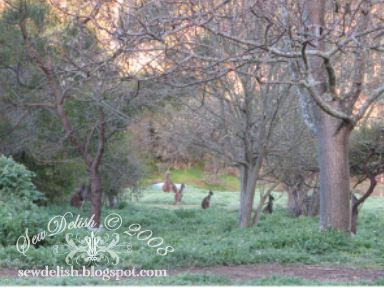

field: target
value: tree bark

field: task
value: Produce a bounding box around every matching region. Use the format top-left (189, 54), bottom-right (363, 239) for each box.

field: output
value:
top-left (303, 0), bottom-right (353, 233)
top-left (90, 167), bottom-right (103, 226)
top-left (252, 198), bottom-right (265, 226)
top-left (307, 188), bottom-right (320, 217)
top-left (239, 165), bottom-right (259, 227)
top-left (317, 112), bottom-right (352, 231)
top-left (287, 185), bottom-right (304, 217)
top-left (89, 107), bottom-right (105, 227)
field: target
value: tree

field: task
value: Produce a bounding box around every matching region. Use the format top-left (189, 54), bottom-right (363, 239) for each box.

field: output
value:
top-left (122, 0), bottom-right (384, 232)
top-left (280, 0), bottom-right (384, 232)
top-left (54, 0), bottom-right (384, 232)
top-left (0, 0), bottom-right (145, 226)
top-left (266, 98), bottom-right (319, 217)
top-left (159, 67), bottom-right (290, 227)
top-left (101, 132), bottom-right (146, 208)
top-left (349, 122), bottom-right (384, 234)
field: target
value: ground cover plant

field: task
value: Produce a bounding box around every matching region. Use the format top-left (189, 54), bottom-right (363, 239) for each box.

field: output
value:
top-left (1, 186), bottom-right (384, 285)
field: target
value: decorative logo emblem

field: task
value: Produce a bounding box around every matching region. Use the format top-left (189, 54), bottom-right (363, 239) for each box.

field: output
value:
top-left (64, 231), bottom-right (122, 265)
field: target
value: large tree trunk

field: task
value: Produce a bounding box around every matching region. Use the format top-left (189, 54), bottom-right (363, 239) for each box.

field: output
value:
top-left (317, 112), bottom-right (352, 231)
top-left (304, 0), bottom-right (353, 233)
top-left (90, 167), bottom-right (103, 227)
top-left (89, 107), bottom-right (106, 228)
top-left (239, 165), bottom-right (258, 227)
top-left (287, 186), bottom-right (300, 216)
top-left (286, 184), bottom-right (306, 217)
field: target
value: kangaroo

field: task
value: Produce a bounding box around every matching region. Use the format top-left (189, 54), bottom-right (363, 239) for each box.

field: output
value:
top-left (201, 190), bottom-right (213, 209)
top-left (174, 183), bottom-right (185, 205)
top-left (162, 171), bottom-right (178, 193)
top-left (263, 194), bottom-right (275, 214)
top-left (70, 185), bottom-right (85, 208)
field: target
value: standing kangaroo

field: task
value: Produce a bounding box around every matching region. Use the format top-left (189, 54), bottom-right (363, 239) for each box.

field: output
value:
top-left (174, 183), bottom-right (185, 205)
top-left (162, 171), bottom-right (178, 193)
top-left (201, 191), bottom-right (213, 209)
top-left (263, 194), bottom-right (275, 214)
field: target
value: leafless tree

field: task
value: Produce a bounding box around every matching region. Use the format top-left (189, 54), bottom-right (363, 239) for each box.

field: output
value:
top-left (266, 98), bottom-right (319, 217)
top-left (160, 66), bottom-right (290, 226)
top-left (109, 0), bottom-right (384, 232)
top-left (6, 0), bottom-right (383, 232)
top-left (277, 0), bottom-right (384, 231)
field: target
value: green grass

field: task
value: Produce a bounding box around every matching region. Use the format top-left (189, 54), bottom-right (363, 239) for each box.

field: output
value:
top-left (147, 166), bottom-right (240, 191)
top-left (1, 186), bottom-right (384, 285)
top-left (241, 276), bottom-right (384, 286)
top-left (2, 274), bottom-right (384, 286)
top-left (0, 273), bottom-right (232, 286)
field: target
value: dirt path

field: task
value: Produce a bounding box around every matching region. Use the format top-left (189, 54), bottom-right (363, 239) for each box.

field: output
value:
top-left (173, 264), bottom-right (384, 282)
top-left (1, 264), bottom-right (384, 283)
top-left (0, 268), bottom-right (18, 278)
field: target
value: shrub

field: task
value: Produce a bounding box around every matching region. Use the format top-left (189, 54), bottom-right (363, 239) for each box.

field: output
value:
top-left (0, 155), bottom-right (46, 245)
top-left (13, 151), bottom-right (86, 203)
top-left (0, 155), bottom-right (45, 208)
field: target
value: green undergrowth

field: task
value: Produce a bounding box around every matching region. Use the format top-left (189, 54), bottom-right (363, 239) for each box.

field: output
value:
top-left (1, 187), bottom-right (384, 285)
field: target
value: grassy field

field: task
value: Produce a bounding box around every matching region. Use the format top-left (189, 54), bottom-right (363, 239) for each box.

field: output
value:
top-left (1, 185), bottom-right (384, 285)
top-left (146, 167), bottom-right (240, 191)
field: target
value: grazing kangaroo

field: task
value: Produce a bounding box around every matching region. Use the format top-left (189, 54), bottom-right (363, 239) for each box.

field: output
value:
top-left (263, 194), bottom-right (275, 214)
top-left (201, 191), bottom-right (213, 209)
top-left (174, 183), bottom-right (185, 205)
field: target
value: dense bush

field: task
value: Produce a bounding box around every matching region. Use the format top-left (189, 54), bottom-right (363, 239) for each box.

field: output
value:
top-left (0, 155), bottom-right (47, 245)
top-left (350, 122), bottom-right (384, 178)
top-left (102, 132), bottom-right (147, 206)
top-left (0, 155), bottom-right (45, 208)
top-left (13, 151), bottom-right (87, 203)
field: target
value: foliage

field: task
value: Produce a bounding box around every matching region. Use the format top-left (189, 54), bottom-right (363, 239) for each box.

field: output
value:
top-left (1, 187), bottom-right (384, 272)
top-left (0, 155), bottom-right (47, 245)
top-left (13, 151), bottom-right (86, 203)
top-left (102, 132), bottom-right (146, 204)
top-left (2, 273), bottom-right (384, 286)
top-left (350, 122), bottom-right (384, 178)
top-left (0, 273), bottom-right (232, 286)
top-left (0, 155), bottom-right (45, 208)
